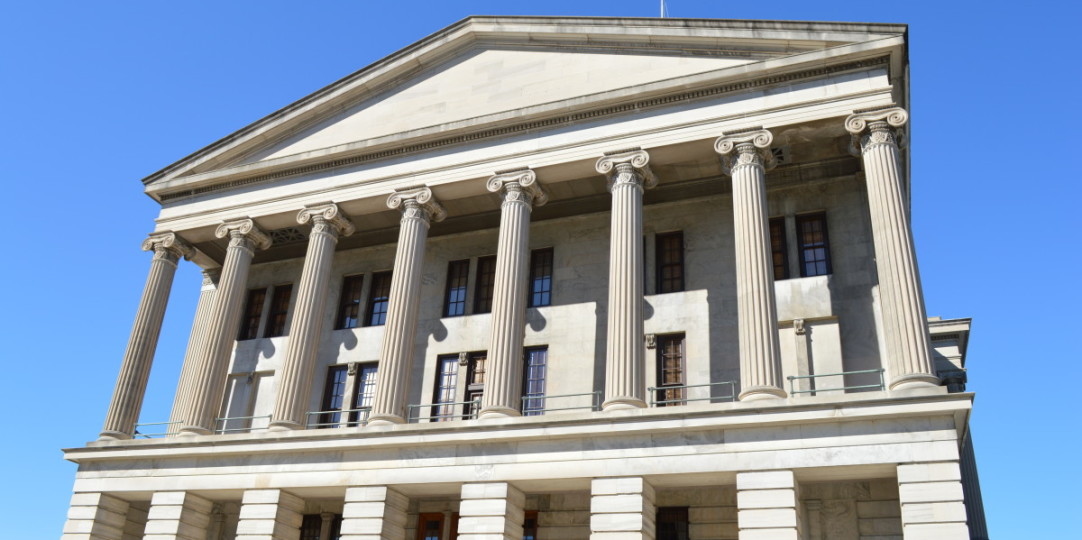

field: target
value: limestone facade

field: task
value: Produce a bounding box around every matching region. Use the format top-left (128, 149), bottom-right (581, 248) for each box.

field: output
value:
top-left (63, 16), bottom-right (987, 540)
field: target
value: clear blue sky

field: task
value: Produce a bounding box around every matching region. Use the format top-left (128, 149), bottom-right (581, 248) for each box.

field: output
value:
top-left (2, 1), bottom-right (1077, 538)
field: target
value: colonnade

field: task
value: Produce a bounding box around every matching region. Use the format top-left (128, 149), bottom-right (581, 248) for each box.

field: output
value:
top-left (97, 106), bottom-right (938, 440)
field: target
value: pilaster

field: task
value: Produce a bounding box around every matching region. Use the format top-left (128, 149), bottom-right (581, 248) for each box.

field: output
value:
top-left (590, 476), bottom-right (656, 540)
top-left (368, 187), bottom-right (445, 425)
top-left (845, 106), bottom-right (938, 390)
top-left (62, 492), bottom-right (131, 540)
top-left (341, 486), bottom-right (409, 540)
top-left (596, 149), bottom-right (657, 411)
top-left (715, 128), bottom-right (786, 401)
top-left (480, 169), bottom-right (547, 418)
top-left (144, 491), bottom-right (214, 540)
top-left (178, 218), bottom-right (271, 435)
top-left (270, 203), bottom-right (355, 430)
top-left (459, 482), bottom-right (526, 540)
top-left (897, 462), bottom-right (969, 539)
top-left (736, 470), bottom-right (801, 540)
top-left (100, 232), bottom-right (194, 440)
top-left (236, 489), bottom-right (305, 540)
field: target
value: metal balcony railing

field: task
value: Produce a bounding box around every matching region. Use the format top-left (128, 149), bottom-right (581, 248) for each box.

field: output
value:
top-left (131, 421), bottom-right (182, 439)
top-left (214, 415), bottom-right (271, 434)
top-left (305, 407), bottom-right (371, 429)
top-left (647, 381), bottom-right (737, 407)
top-left (787, 368), bottom-right (885, 396)
top-left (407, 399), bottom-right (481, 423)
top-left (520, 391), bottom-right (602, 415)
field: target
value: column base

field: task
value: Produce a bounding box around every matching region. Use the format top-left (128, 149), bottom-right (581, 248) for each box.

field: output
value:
top-left (267, 420), bottom-right (304, 432)
top-left (177, 425), bottom-right (212, 437)
top-left (366, 414), bottom-right (405, 427)
top-left (97, 430), bottom-right (131, 441)
top-left (889, 373), bottom-right (940, 391)
top-left (602, 397), bottom-right (647, 411)
top-left (479, 407), bottom-right (521, 419)
top-left (739, 386), bottom-right (787, 401)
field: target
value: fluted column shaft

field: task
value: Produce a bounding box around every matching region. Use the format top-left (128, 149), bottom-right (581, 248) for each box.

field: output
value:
top-left (100, 232), bottom-right (193, 440)
top-left (270, 204), bottom-right (355, 430)
top-left (480, 170), bottom-right (547, 418)
top-left (596, 150), bottom-right (656, 411)
top-left (168, 268), bottom-right (219, 433)
top-left (178, 219), bottom-right (270, 435)
top-left (716, 128), bottom-right (786, 401)
top-left (369, 188), bottom-right (445, 425)
top-left (846, 107), bottom-right (937, 390)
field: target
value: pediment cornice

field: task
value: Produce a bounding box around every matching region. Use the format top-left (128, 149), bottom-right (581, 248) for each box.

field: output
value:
top-left (143, 17), bottom-right (906, 203)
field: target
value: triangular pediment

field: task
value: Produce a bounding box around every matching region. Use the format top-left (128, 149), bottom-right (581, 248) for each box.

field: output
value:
top-left (239, 47), bottom-right (762, 165)
top-left (144, 16), bottom-right (906, 198)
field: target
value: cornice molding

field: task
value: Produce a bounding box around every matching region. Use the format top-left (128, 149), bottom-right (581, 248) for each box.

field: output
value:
top-left (154, 55), bottom-right (890, 203)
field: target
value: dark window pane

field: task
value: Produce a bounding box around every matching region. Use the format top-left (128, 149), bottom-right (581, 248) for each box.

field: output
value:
top-left (300, 515), bottom-right (322, 540)
top-left (656, 231), bottom-right (685, 293)
top-left (522, 347), bottom-right (548, 416)
top-left (656, 334), bottom-right (686, 407)
top-left (656, 507), bottom-right (689, 540)
top-left (769, 218), bottom-right (789, 280)
top-left (432, 355), bottom-right (459, 422)
top-left (463, 352), bottom-right (487, 418)
top-left (366, 271), bottom-right (392, 326)
top-left (444, 260), bottom-right (470, 317)
top-left (319, 365), bottom-right (349, 428)
top-left (523, 511), bottom-right (539, 540)
top-left (238, 288), bottom-right (266, 340)
top-left (417, 513), bottom-right (444, 540)
top-left (336, 275), bottom-right (365, 329)
top-left (797, 213), bottom-right (832, 277)
top-left (473, 255), bottom-right (497, 314)
top-left (528, 248), bottom-right (554, 307)
top-left (349, 363), bottom-right (378, 425)
top-left (263, 284), bottom-right (293, 337)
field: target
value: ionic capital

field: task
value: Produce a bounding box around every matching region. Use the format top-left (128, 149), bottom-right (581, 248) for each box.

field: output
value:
top-left (297, 202), bottom-right (356, 238)
top-left (714, 127), bottom-right (776, 175)
top-left (845, 105), bottom-right (908, 156)
top-left (387, 186), bottom-right (446, 225)
top-left (596, 148), bottom-right (658, 192)
top-left (214, 218), bottom-right (272, 251)
top-left (487, 168), bottom-right (549, 208)
top-left (141, 232), bottom-right (195, 264)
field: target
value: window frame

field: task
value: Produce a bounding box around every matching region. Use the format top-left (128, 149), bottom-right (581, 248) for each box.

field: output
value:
top-left (655, 231), bottom-right (685, 294)
top-left (528, 248), bottom-right (554, 308)
top-left (431, 354), bottom-right (460, 422)
top-left (473, 255), bottom-right (497, 314)
top-left (522, 346), bottom-right (548, 416)
top-left (365, 271), bottom-right (393, 327)
top-left (769, 217), bottom-right (790, 280)
top-left (796, 212), bottom-right (833, 277)
top-left (443, 259), bottom-right (471, 317)
top-left (237, 287), bottom-right (267, 340)
top-left (335, 274), bottom-right (365, 330)
top-left (318, 365), bottom-right (349, 428)
top-left (655, 333), bottom-right (687, 407)
top-left (262, 283), bottom-right (293, 338)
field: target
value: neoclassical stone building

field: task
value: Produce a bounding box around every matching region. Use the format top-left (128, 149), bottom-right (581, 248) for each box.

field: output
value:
top-left (62, 16), bottom-right (987, 540)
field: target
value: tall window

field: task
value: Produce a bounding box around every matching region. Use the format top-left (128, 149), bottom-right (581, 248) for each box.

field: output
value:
top-left (656, 231), bottom-right (685, 293)
top-left (473, 255), bottom-right (497, 314)
top-left (353, 363), bottom-right (378, 420)
top-left (522, 347), bottom-right (548, 416)
top-left (656, 334), bottom-right (686, 407)
top-left (463, 352), bottom-right (487, 418)
top-left (656, 507), bottom-right (689, 540)
top-left (769, 218), bottom-right (790, 280)
top-left (238, 288), bottom-right (267, 340)
top-left (523, 511), bottom-right (539, 540)
top-left (319, 365), bottom-right (349, 428)
top-left (796, 213), bottom-right (832, 277)
top-left (444, 260), bottom-right (470, 317)
top-left (301, 514), bottom-right (343, 540)
top-left (263, 284), bottom-right (293, 337)
top-left (432, 355), bottom-right (459, 422)
top-left (528, 248), bottom-right (553, 307)
top-left (365, 271), bottom-right (392, 326)
top-left (336, 274), bottom-right (365, 329)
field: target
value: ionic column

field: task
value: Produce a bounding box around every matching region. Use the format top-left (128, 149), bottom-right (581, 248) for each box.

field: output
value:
top-left (845, 106), bottom-right (938, 390)
top-left (99, 232), bottom-right (194, 440)
top-left (178, 219), bottom-right (271, 435)
top-left (480, 169), bottom-right (548, 419)
top-left (168, 268), bottom-right (220, 434)
top-left (596, 149), bottom-right (657, 411)
top-left (368, 187), bottom-right (446, 425)
top-left (270, 203), bottom-right (355, 430)
top-left (715, 128), bottom-right (786, 401)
